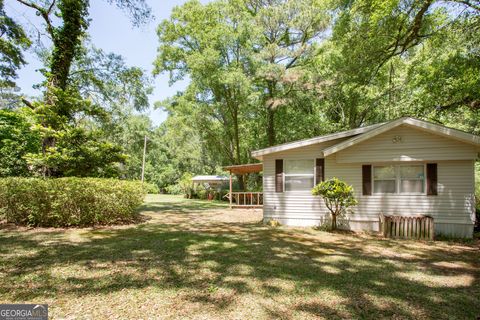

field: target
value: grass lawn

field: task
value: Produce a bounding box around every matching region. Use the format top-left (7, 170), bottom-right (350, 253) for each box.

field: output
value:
top-left (0, 194), bottom-right (479, 319)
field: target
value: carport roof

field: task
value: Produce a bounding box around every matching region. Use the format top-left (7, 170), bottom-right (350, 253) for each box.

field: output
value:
top-left (223, 163), bottom-right (263, 174)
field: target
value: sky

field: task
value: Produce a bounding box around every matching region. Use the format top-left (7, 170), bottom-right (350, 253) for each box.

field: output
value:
top-left (4, 0), bottom-right (204, 126)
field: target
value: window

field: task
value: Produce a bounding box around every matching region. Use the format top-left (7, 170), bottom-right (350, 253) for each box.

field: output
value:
top-left (284, 159), bottom-right (314, 191)
top-left (400, 165), bottom-right (425, 193)
top-left (373, 166), bottom-right (396, 193)
top-left (373, 165), bottom-right (425, 194)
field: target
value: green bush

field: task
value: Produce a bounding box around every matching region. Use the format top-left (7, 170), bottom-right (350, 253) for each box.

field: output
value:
top-left (143, 182), bottom-right (160, 194)
top-left (215, 190), bottom-right (229, 201)
top-left (178, 172), bottom-right (194, 198)
top-left (165, 184), bottom-right (182, 195)
top-left (197, 189), bottom-right (208, 200)
top-left (0, 177), bottom-right (146, 227)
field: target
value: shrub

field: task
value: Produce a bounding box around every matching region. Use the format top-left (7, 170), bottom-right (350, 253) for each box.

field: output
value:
top-left (266, 219), bottom-right (281, 228)
top-left (178, 172), bottom-right (194, 198)
top-left (215, 189), bottom-right (229, 201)
top-left (197, 189), bottom-right (208, 200)
top-left (312, 178), bottom-right (357, 230)
top-left (143, 182), bottom-right (160, 194)
top-left (0, 177), bottom-right (145, 227)
top-left (165, 184), bottom-right (182, 195)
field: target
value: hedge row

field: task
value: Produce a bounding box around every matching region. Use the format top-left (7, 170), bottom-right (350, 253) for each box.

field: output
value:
top-left (0, 178), bottom-right (146, 227)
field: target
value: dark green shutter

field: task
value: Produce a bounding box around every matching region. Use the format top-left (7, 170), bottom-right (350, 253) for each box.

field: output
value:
top-left (426, 163), bottom-right (438, 196)
top-left (362, 165), bottom-right (372, 196)
top-left (275, 159), bottom-right (283, 193)
top-left (315, 158), bottom-right (325, 184)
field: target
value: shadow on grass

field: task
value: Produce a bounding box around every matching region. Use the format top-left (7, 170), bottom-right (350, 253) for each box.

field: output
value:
top-left (0, 196), bottom-right (478, 319)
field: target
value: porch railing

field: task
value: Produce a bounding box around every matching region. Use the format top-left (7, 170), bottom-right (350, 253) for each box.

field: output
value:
top-left (229, 192), bottom-right (263, 208)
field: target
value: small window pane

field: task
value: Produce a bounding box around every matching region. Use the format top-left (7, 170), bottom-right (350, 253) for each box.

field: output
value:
top-left (374, 166), bottom-right (395, 180)
top-left (285, 176), bottom-right (314, 191)
top-left (285, 160), bottom-right (314, 175)
top-left (374, 180), bottom-right (396, 193)
top-left (400, 180), bottom-right (424, 193)
top-left (400, 166), bottom-right (424, 179)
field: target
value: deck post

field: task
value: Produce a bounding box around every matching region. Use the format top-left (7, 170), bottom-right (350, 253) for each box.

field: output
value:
top-left (229, 171), bottom-right (233, 209)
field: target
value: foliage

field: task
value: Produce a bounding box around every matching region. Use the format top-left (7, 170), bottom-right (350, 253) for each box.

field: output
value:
top-left (71, 43), bottom-right (153, 113)
top-left (177, 172), bottom-right (194, 198)
top-left (143, 182), bottom-right (160, 194)
top-left (196, 188), bottom-right (208, 200)
top-left (248, 0), bottom-right (330, 145)
top-left (0, 109), bottom-right (40, 177)
top-left (0, 0), bottom-right (31, 88)
top-left (266, 219), bottom-right (281, 228)
top-left (165, 184), bottom-right (183, 195)
top-left (318, 0), bottom-right (480, 129)
top-left (26, 125), bottom-right (126, 177)
top-left (312, 178), bottom-right (358, 230)
top-left (154, 0), bottom-right (256, 176)
top-left (12, 0), bottom-right (153, 177)
top-left (145, 112), bottom-right (218, 190)
top-left (0, 177), bottom-right (145, 227)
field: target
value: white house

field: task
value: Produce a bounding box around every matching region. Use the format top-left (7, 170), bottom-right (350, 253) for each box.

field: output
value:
top-left (251, 117), bottom-right (480, 238)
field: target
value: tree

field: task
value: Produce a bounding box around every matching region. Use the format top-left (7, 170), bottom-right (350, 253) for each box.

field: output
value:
top-left (152, 99), bottom-right (221, 189)
top-left (0, 109), bottom-right (40, 176)
top-left (311, 178), bottom-right (357, 230)
top-left (320, 0), bottom-right (480, 129)
top-left (246, 0), bottom-right (329, 145)
top-left (154, 0), bottom-right (330, 174)
top-left (154, 0), bottom-right (256, 187)
top-left (13, 0), bottom-right (152, 176)
top-left (0, 0), bottom-right (31, 88)
top-left (26, 126), bottom-right (125, 177)
top-left (402, 16), bottom-right (480, 132)
top-left (71, 43), bottom-right (153, 114)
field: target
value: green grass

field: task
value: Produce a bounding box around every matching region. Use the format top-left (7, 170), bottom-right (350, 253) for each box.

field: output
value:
top-left (0, 194), bottom-right (479, 319)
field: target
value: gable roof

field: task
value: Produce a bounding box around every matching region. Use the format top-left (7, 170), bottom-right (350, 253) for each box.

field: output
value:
top-left (251, 117), bottom-right (480, 160)
top-left (322, 117), bottom-right (480, 157)
top-left (251, 122), bottom-right (385, 160)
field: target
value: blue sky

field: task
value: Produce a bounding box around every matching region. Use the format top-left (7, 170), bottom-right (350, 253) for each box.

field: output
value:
top-left (5, 0), bottom-right (204, 126)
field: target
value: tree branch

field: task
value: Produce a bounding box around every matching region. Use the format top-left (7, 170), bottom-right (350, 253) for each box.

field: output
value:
top-left (15, 0), bottom-right (55, 38)
top-left (21, 98), bottom-right (35, 109)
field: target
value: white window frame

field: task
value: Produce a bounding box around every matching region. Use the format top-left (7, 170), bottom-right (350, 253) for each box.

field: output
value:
top-left (373, 164), bottom-right (426, 195)
top-left (283, 159), bottom-right (315, 192)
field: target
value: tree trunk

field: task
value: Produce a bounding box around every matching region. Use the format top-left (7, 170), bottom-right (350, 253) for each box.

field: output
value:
top-left (233, 105), bottom-right (241, 166)
top-left (49, 0), bottom-right (89, 93)
top-left (331, 213), bottom-right (337, 230)
top-left (236, 174), bottom-right (245, 191)
top-left (266, 107), bottom-right (275, 146)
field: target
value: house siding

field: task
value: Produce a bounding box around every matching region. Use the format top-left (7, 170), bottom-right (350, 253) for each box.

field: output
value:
top-left (336, 125), bottom-right (477, 163)
top-left (262, 126), bottom-right (477, 237)
top-left (263, 139), bottom-right (347, 226)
